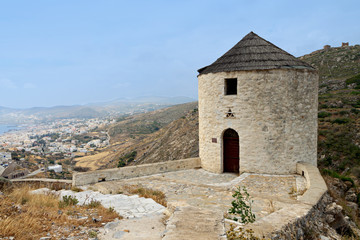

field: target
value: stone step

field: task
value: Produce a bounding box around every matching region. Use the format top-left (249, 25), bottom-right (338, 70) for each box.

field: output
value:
top-left (162, 206), bottom-right (226, 240)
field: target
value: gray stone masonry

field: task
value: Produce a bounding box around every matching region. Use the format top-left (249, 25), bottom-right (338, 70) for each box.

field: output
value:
top-left (198, 69), bottom-right (318, 174)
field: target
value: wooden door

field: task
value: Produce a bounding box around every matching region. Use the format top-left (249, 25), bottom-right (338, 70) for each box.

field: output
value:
top-left (223, 129), bottom-right (239, 173)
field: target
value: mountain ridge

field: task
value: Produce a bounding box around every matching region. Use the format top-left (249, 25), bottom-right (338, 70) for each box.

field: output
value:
top-left (0, 96), bottom-right (196, 124)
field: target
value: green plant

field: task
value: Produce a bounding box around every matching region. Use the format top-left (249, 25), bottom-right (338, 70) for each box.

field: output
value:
top-left (228, 186), bottom-right (256, 224)
top-left (86, 199), bottom-right (101, 208)
top-left (59, 195), bottom-right (79, 208)
top-left (346, 73), bottom-right (360, 87)
top-left (21, 196), bottom-right (29, 205)
top-left (117, 159), bottom-right (126, 167)
top-left (331, 118), bottom-right (350, 124)
top-left (88, 230), bottom-right (97, 238)
top-left (339, 110), bottom-right (349, 116)
top-left (350, 108), bottom-right (359, 114)
top-left (318, 111), bottom-right (332, 118)
top-left (118, 151), bottom-right (137, 167)
top-left (320, 104), bottom-right (329, 109)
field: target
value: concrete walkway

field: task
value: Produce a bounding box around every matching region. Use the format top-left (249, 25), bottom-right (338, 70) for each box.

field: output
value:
top-left (87, 169), bottom-right (306, 239)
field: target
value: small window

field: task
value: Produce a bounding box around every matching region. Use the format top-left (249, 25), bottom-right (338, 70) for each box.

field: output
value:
top-left (225, 78), bottom-right (237, 95)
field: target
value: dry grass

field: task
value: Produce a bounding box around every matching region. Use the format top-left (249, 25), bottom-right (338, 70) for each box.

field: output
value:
top-left (122, 184), bottom-right (167, 207)
top-left (74, 151), bottom-right (114, 171)
top-left (289, 185), bottom-right (306, 199)
top-left (70, 186), bottom-right (83, 192)
top-left (267, 200), bottom-right (275, 214)
top-left (0, 186), bottom-right (121, 239)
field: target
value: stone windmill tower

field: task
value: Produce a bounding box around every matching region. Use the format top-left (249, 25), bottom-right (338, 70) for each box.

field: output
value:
top-left (197, 32), bottom-right (318, 174)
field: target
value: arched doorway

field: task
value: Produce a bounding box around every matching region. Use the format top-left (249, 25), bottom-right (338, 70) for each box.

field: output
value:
top-left (223, 129), bottom-right (239, 173)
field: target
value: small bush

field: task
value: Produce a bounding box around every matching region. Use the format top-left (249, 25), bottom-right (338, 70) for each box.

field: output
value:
top-left (331, 118), bottom-right (350, 124)
top-left (117, 160), bottom-right (126, 167)
top-left (86, 199), bottom-right (101, 208)
top-left (350, 108), bottom-right (359, 114)
top-left (320, 104), bottom-right (329, 109)
top-left (351, 100), bottom-right (360, 108)
top-left (346, 73), bottom-right (360, 87)
top-left (318, 111), bottom-right (332, 118)
top-left (59, 195), bottom-right (79, 208)
top-left (321, 156), bottom-right (333, 166)
top-left (339, 110), bottom-right (349, 116)
top-left (88, 230), bottom-right (97, 238)
top-left (118, 151), bottom-right (137, 167)
top-left (228, 186), bottom-right (256, 224)
top-left (73, 167), bottom-right (90, 172)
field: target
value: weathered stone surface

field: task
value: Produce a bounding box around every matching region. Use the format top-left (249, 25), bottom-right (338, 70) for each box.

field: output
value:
top-left (56, 189), bottom-right (165, 219)
top-left (325, 202), bottom-right (343, 215)
top-left (345, 189), bottom-right (357, 202)
top-left (113, 231), bottom-right (125, 239)
top-left (99, 214), bottom-right (165, 240)
top-left (346, 202), bottom-right (358, 212)
top-left (327, 178), bottom-right (348, 197)
top-left (325, 214), bottom-right (335, 223)
top-left (198, 69), bottom-right (318, 174)
top-left (104, 222), bottom-right (119, 230)
top-left (162, 206), bottom-right (225, 240)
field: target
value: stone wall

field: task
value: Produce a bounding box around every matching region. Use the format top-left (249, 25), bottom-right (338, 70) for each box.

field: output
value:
top-left (10, 178), bottom-right (72, 190)
top-left (198, 69), bottom-right (318, 174)
top-left (73, 158), bottom-right (201, 186)
top-left (245, 162), bottom-right (331, 239)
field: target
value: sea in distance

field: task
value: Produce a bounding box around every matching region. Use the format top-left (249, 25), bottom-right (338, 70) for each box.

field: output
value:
top-left (0, 124), bottom-right (20, 135)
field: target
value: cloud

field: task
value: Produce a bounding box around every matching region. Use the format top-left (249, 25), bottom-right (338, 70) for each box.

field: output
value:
top-left (0, 79), bottom-right (17, 89)
top-left (23, 83), bottom-right (37, 89)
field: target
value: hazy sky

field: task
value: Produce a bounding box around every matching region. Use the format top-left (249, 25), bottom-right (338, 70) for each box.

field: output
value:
top-left (1, 0), bottom-right (359, 108)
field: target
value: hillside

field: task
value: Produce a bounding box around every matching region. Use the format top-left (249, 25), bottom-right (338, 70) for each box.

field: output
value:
top-left (300, 45), bottom-right (360, 176)
top-left (74, 102), bottom-right (198, 170)
top-left (300, 44), bottom-right (360, 94)
top-left (106, 108), bottom-right (199, 168)
top-left (300, 44), bottom-right (360, 82)
top-left (108, 102), bottom-right (198, 141)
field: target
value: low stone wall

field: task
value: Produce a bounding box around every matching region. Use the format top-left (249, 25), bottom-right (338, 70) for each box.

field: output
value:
top-left (10, 178), bottom-right (72, 190)
top-left (73, 158), bottom-right (201, 186)
top-left (246, 162), bottom-right (328, 239)
top-left (296, 162), bottom-right (328, 205)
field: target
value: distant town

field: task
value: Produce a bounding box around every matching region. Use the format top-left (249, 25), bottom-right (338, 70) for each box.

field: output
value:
top-left (0, 118), bottom-right (115, 180)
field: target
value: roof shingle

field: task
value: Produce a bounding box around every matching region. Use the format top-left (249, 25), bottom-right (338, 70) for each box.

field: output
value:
top-left (198, 32), bottom-right (314, 74)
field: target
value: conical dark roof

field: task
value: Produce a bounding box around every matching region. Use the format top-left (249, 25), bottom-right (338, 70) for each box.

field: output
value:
top-left (198, 32), bottom-right (314, 74)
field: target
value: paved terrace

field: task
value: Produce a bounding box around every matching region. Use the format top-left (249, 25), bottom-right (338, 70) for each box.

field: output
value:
top-left (85, 169), bottom-right (307, 240)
